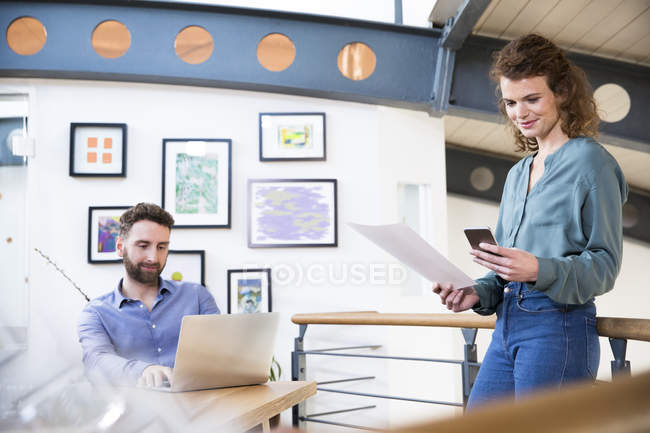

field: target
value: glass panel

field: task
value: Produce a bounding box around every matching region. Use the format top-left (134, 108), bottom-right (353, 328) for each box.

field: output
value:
top-left (91, 20), bottom-right (131, 59)
top-left (337, 42), bottom-right (376, 81)
top-left (175, 25), bottom-right (214, 65)
top-left (257, 33), bottom-right (296, 72)
top-left (6, 16), bottom-right (47, 56)
top-left (398, 183), bottom-right (431, 295)
top-left (0, 94), bottom-right (29, 361)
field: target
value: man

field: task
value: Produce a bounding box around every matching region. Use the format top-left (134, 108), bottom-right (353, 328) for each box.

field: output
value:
top-left (78, 203), bottom-right (220, 387)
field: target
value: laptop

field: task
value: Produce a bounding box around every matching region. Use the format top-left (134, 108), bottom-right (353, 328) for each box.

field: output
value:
top-left (149, 312), bottom-right (280, 392)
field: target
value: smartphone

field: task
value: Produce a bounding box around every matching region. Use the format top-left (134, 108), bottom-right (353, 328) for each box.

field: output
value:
top-left (464, 226), bottom-right (499, 252)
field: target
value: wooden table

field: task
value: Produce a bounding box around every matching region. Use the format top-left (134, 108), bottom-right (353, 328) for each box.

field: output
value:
top-left (112, 381), bottom-right (316, 433)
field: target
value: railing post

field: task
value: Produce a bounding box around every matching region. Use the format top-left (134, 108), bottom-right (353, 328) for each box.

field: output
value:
top-left (609, 337), bottom-right (631, 377)
top-left (460, 328), bottom-right (479, 409)
top-left (292, 324), bottom-right (308, 428)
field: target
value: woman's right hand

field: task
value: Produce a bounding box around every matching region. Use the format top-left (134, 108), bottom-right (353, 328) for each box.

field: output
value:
top-left (432, 283), bottom-right (480, 312)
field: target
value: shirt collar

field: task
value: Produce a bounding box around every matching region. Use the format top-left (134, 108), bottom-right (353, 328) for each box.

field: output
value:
top-left (113, 277), bottom-right (174, 309)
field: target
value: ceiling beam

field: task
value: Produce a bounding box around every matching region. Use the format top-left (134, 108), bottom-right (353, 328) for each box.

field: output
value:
top-left (441, 0), bottom-right (491, 50)
top-left (0, 0), bottom-right (442, 112)
top-left (450, 36), bottom-right (650, 153)
top-left (0, 1), bottom-right (648, 153)
top-left (446, 145), bottom-right (650, 244)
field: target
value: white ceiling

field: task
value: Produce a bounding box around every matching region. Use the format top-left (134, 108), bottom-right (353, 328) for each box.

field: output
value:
top-left (473, 0), bottom-right (650, 67)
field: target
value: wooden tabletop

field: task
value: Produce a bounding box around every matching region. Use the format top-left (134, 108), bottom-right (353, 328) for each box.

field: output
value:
top-left (112, 380), bottom-right (316, 433)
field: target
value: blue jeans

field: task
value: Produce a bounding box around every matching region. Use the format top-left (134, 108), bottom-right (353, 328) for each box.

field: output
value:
top-left (467, 282), bottom-right (599, 409)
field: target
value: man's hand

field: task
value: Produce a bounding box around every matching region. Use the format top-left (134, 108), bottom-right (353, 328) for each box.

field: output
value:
top-left (432, 283), bottom-right (479, 312)
top-left (470, 242), bottom-right (539, 282)
top-left (138, 365), bottom-right (173, 388)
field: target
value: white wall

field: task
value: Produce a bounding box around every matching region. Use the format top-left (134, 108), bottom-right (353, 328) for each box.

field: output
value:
top-left (447, 193), bottom-right (650, 381)
top-left (0, 78), bottom-right (457, 430)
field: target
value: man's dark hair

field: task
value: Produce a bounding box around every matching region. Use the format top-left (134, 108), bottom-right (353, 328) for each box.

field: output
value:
top-left (119, 203), bottom-right (174, 238)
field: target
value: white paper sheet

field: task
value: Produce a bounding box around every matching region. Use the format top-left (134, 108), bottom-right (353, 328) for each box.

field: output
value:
top-left (349, 222), bottom-right (475, 289)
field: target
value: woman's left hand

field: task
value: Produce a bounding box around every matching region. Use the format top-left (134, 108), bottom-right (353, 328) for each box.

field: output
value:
top-left (470, 243), bottom-right (539, 282)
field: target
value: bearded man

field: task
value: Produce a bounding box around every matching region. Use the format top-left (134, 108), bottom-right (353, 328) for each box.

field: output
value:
top-left (78, 203), bottom-right (220, 387)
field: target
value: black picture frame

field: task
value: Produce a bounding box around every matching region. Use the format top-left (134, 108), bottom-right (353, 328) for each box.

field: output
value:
top-left (162, 138), bottom-right (232, 228)
top-left (248, 178), bottom-right (338, 248)
top-left (88, 205), bottom-right (130, 263)
top-left (227, 268), bottom-right (272, 314)
top-left (259, 112), bottom-right (326, 161)
top-left (162, 250), bottom-right (206, 286)
top-left (70, 123), bottom-right (127, 177)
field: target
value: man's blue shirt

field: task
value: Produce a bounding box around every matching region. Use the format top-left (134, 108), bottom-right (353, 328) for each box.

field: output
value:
top-left (78, 278), bottom-right (219, 384)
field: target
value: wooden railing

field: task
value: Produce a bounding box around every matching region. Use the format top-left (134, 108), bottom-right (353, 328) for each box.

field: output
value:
top-left (290, 311), bottom-right (650, 430)
top-left (291, 311), bottom-right (650, 342)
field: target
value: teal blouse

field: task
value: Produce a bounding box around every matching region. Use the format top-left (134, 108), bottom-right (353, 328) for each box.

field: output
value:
top-left (473, 136), bottom-right (628, 315)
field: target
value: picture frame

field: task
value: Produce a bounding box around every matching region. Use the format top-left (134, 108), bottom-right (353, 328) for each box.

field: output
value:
top-left (88, 206), bottom-right (130, 263)
top-left (248, 179), bottom-right (338, 248)
top-left (70, 123), bottom-right (127, 176)
top-left (259, 112), bottom-right (326, 161)
top-left (162, 138), bottom-right (232, 228)
top-left (227, 269), bottom-right (272, 314)
top-left (161, 250), bottom-right (205, 286)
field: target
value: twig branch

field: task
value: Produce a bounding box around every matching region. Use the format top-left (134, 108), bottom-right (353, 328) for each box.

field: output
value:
top-left (33, 248), bottom-right (90, 302)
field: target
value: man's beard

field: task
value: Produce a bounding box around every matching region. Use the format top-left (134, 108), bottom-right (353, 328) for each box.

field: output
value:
top-left (123, 249), bottom-right (165, 285)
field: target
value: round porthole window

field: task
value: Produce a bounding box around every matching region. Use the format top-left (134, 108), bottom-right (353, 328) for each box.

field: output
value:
top-left (594, 83), bottom-right (631, 123)
top-left (470, 166), bottom-right (495, 192)
top-left (92, 20), bottom-right (131, 59)
top-left (257, 33), bottom-right (295, 72)
top-left (7, 16), bottom-right (47, 56)
top-left (175, 26), bottom-right (213, 65)
top-left (337, 42), bottom-right (376, 81)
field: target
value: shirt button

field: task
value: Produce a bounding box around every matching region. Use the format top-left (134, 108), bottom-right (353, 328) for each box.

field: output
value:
top-left (152, 324), bottom-right (156, 329)
top-left (140, 304), bottom-right (144, 309)
top-left (157, 348), bottom-right (162, 352)
top-left (504, 287), bottom-right (510, 293)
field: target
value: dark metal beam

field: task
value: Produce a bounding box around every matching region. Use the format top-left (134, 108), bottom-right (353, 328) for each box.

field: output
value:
top-left (0, 0), bottom-right (442, 112)
top-left (441, 0), bottom-right (491, 50)
top-left (446, 145), bottom-right (650, 244)
top-left (450, 35), bottom-right (650, 153)
top-left (1, 1), bottom-right (647, 151)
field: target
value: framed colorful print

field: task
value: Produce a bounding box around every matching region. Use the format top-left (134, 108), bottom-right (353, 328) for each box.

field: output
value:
top-left (227, 269), bottom-right (272, 314)
top-left (161, 250), bottom-right (205, 286)
top-left (70, 123), bottom-right (127, 176)
top-left (162, 138), bottom-right (232, 228)
top-left (259, 112), bottom-right (326, 161)
top-left (248, 179), bottom-right (338, 248)
top-left (88, 206), bottom-right (129, 263)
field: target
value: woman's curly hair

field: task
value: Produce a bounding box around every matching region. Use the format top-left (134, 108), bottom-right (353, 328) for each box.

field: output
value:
top-left (490, 34), bottom-right (600, 152)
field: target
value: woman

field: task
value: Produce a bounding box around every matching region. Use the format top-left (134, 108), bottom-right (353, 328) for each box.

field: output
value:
top-left (433, 34), bottom-right (628, 408)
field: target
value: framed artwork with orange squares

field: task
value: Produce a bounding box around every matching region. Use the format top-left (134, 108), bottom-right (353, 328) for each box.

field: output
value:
top-left (70, 123), bottom-right (126, 176)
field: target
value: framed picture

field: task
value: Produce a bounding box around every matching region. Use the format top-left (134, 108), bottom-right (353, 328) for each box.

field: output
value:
top-left (70, 123), bottom-right (127, 176)
top-left (227, 269), bottom-right (272, 314)
top-left (161, 250), bottom-right (205, 286)
top-left (248, 179), bottom-right (337, 248)
top-left (259, 112), bottom-right (326, 161)
top-left (88, 206), bottom-right (130, 263)
top-left (162, 138), bottom-right (232, 228)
